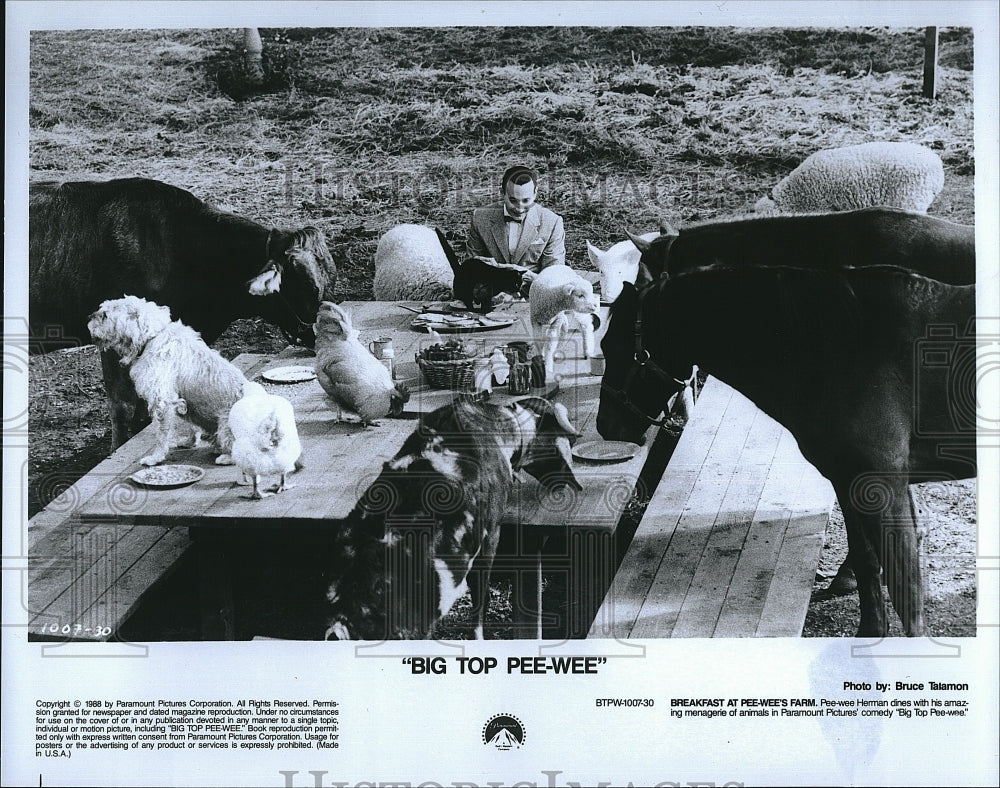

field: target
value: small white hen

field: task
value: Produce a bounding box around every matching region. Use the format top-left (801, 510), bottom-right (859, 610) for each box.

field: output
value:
top-left (313, 302), bottom-right (409, 425)
top-left (228, 382), bottom-right (303, 500)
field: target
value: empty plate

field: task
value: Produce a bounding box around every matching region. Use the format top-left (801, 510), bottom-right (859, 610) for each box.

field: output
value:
top-left (261, 365), bottom-right (317, 383)
top-left (572, 440), bottom-right (641, 463)
top-left (130, 464), bottom-right (205, 488)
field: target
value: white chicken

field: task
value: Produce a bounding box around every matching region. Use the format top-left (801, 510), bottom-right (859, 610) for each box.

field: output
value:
top-left (228, 382), bottom-right (303, 500)
top-left (313, 302), bottom-right (409, 425)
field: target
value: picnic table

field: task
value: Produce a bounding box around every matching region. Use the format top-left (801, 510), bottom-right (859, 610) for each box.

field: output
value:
top-left (67, 299), bottom-right (659, 640)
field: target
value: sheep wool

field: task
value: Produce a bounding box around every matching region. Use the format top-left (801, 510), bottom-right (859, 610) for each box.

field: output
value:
top-left (528, 265), bottom-right (601, 377)
top-left (373, 224), bottom-right (454, 301)
top-left (755, 141), bottom-right (944, 215)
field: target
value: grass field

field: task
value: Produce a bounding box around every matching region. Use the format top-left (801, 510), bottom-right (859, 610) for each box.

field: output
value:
top-left (26, 26), bottom-right (977, 637)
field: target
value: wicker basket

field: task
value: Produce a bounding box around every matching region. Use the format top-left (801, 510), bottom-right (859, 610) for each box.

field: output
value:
top-left (415, 341), bottom-right (481, 390)
top-left (416, 357), bottom-right (478, 390)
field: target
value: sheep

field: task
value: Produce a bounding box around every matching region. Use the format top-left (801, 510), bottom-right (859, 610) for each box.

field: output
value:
top-left (373, 224), bottom-right (455, 301)
top-left (528, 265), bottom-right (601, 378)
top-left (586, 231), bottom-right (659, 304)
top-left (754, 141), bottom-right (945, 215)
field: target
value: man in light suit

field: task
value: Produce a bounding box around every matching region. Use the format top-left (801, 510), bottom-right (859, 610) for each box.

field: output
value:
top-left (466, 165), bottom-right (565, 291)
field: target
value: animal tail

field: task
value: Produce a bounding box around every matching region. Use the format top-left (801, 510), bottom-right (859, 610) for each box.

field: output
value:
top-left (435, 228), bottom-right (463, 275)
top-left (389, 383), bottom-right (411, 416)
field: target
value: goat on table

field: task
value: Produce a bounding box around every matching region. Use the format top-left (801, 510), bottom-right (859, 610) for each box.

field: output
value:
top-left (324, 394), bottom-right (582, 640)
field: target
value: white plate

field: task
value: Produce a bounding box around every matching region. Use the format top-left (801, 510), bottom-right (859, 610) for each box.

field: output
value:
top-left (130, 464), bottom-right (205, 489)
top-left (261, 365), bottom-right (317, 383)
top-left (572, 440), bottom-right (641, 463)
top-left (411, 315), bottom-right (516, 333)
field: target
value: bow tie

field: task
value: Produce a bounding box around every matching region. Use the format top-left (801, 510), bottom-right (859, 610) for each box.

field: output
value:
top-left (504, 214), bottom-right (524, 223)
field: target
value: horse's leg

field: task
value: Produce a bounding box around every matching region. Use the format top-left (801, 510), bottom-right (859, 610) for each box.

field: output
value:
top-left (835, 480), bottom-right (888, 637)
top-left (828, 559), bottom-right (857, 596)
top-left (881, 484), bottom-right (926, 637)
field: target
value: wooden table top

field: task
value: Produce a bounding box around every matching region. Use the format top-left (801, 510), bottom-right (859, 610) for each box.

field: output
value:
top-left (77, 300), bottom-right (657, 532)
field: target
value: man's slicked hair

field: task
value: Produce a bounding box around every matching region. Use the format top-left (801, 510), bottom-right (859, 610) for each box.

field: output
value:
top-left (501, 165), bottom-right (538, 193)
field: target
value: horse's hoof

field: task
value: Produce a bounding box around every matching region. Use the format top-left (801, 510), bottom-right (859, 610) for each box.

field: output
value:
top-left (827, 573), bottom-right (858, 597)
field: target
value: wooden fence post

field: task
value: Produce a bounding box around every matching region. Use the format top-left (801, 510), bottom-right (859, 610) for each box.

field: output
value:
top-left (923, 26), bottom-right (939, 100)
top-left (243, 27), bottom-right (264, 87)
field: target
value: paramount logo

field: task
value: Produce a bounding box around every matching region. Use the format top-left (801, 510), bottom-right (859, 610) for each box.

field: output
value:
top-left (482, 713), bottom-right (525, 751)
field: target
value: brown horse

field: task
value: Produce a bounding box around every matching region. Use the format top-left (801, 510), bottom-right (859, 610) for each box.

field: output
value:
top-left (597, 265), bottom-right (976, 637)
top-left (628, 207), bottom-right (975, 285)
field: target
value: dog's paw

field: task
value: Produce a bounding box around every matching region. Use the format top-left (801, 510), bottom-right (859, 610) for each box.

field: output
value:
top-left (139, 454), bottom-right (165, 467)
top-left (215, 454), bottom-right (234, 466)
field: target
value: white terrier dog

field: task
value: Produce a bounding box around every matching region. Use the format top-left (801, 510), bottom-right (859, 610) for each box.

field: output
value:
top-left (87, 295), bottom-right (255, 467)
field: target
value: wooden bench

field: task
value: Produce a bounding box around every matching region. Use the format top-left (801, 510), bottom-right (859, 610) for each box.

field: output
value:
top-left (25, 353), bottom-right (281, 642)
top-left (26, 449), bottom-right (193, 642)
top-left (589, 376), bottom-right (835, 638)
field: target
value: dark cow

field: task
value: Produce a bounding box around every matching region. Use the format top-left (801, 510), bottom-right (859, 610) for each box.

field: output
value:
top-left (29, 177), bottom-right (337, 446)
top-left (629, 207), bottom-right (975, 285)
top-left (597, 266), bottom-right (976, 637)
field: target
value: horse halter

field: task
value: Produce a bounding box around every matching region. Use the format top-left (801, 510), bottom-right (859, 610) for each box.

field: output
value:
top-left (600, 281), bottom-right (685, 429)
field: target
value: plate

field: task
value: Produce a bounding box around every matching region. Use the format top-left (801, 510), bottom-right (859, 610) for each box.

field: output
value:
top-left (130, 464), bottom-right (205, 489)
top-left (261, 365), bottom-right (317, 383)
top-left (411, 314), bottom-right (516, 333)
top-left (572, 440), bottom-right (642, 463)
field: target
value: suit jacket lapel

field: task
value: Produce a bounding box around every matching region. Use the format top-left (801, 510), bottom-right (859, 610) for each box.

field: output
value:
top-left (489, 206), bottom-right (512, 263)
top-left (512, 205), bottom-right (540, 264)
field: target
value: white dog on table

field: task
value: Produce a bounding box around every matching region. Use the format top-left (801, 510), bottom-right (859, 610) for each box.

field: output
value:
top-left (87, 295), bottom-right (257, 467)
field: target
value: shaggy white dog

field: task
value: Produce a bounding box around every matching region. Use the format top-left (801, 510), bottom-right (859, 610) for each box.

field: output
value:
top-left (87, 295), bottom-right (255, 467)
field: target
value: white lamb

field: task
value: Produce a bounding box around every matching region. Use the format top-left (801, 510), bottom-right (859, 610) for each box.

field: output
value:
top-left (754, 141), bottom-right (945, 215)
top-left (586, 231), bottom-right (659, 304)
top-left (529, 265), bottom-right (601, 378)
top-left (373, 224), bottom-right (453, 301)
